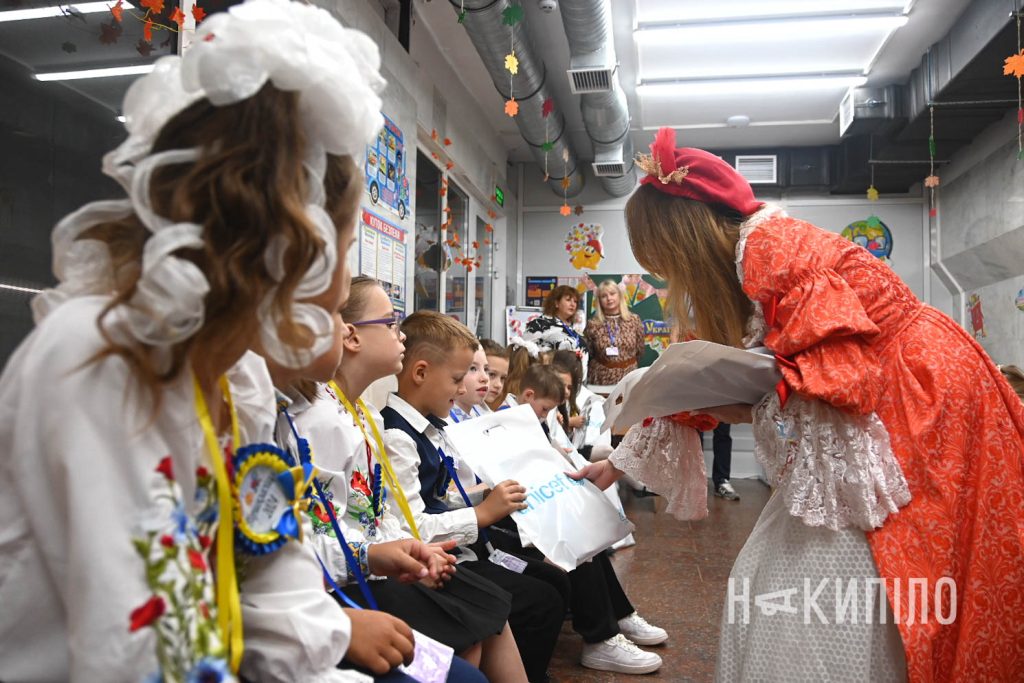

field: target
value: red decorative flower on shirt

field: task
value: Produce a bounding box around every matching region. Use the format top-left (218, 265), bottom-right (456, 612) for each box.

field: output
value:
top-left (129, 595), bottom-right (166, 631)
top-left (187, 548), bottom-right (207, 572)
top-left (350, 471), bottom-right (372, 497)
top-left (198, 534), bottom-right (212, 549)
top-left (155, 456), bottom-right (174, 481)
top-left (159, 534), bottom-right (175, 548)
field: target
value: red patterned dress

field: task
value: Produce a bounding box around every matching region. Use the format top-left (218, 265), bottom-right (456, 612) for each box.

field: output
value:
top-left (718, 206), bottom-right (1024, 681)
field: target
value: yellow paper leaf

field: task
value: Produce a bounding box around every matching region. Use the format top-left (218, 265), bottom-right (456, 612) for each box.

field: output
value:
top-left (866, 186), bottom-right (879, 201)
top-left (504, 52), bottom-right (519, 75)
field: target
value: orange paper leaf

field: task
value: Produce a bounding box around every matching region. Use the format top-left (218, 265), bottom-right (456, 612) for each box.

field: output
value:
top-left (192, 4), bottom-right (206, 21)
top-left (484, 223), bottom-right (494, 232)
top-left (1004, 51), bottom-right (1024, 78)
top-left (560, 177), bottom-right (570, 190)
top-left (472, 241), bottom-right (480, 249)
top-left (142, 18), bottom-right (153, 42)
top-left (504, 98), bottom-right (519, 117)
top-left (487, 209), bottom-right (497, 219)
top-left (445, 161), bottom-right (454, 170)
top-left (560, 204), bottom-right (571, 216)
top-left (431, 129), bottom-right (439, 141)
top-left (924, 174), bottom-right (940, 188)
top-left (140, 0), bottom-right (163, 13)
top-left (443, 137), bottom-right (452, 146)
top-left (109, 0), bottom-right (123, 23)
top-left (169, 6), bottom-right (185, 26)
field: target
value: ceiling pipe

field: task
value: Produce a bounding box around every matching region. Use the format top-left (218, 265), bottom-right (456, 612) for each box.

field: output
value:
top-left (558, 0), bottom-right (636, 197)
top-left (449, 0), bottom-right (585, 197)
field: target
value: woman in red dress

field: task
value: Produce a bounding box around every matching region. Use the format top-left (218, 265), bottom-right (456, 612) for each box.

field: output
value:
top-left (575, 128), bottom-right (1024, 682)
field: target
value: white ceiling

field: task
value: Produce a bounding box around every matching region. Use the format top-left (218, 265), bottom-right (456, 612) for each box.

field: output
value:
top-left (413, 0), bottom-right (973, 161)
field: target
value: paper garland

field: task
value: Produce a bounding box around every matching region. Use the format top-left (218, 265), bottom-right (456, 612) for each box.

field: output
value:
top-left (1004, 11), bottom-right (1024, 160)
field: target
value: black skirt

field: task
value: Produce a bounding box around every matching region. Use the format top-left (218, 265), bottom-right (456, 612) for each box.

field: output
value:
top-left (337, 564), bottom-right (512, 654)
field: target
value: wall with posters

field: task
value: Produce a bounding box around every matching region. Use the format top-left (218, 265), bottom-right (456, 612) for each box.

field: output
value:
top-left (359, 208), bottom-right (408, 315)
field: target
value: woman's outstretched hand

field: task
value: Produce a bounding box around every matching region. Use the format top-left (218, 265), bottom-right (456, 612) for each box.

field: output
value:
top-left (567, 459), bottom-right (625, 491)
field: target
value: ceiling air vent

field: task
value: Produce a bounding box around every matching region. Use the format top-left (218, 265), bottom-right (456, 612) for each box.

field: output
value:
top-left (734, 155), bottom-right (777, 185)
top-left (567, 44), bottom-right (615, 94)
top-left (591, 146), bottom-right (628, 177)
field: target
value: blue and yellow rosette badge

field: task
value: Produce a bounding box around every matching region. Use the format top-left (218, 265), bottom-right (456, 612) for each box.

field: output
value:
top-left (233, 443), bottom-right (316, 555)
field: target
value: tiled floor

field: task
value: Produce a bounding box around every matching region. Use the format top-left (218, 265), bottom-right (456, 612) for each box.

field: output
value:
top-left (548, 479), bottom-right (771, 682)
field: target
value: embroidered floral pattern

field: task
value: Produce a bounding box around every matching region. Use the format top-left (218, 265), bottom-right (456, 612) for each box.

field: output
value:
top-left (130, 457), bottom-right (228, 682)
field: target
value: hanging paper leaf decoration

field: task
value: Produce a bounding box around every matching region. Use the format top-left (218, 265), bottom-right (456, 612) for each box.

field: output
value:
top-left (543, 173), bottom-right (550, 182)
top-left (431, 129), bottom-right (439, 141)
top-left (542, 98), bottom-right (554, 118)
top-left (1004, 51), bottom-right (1024, 78)
top-left (192, 4), bottom-right (206, 22)
top-left (928, 137), bottom-right (937, 157)
top-left (472, 241), bottom-right (480, 249)
top-left (560, 204), bottom-right (572, 216)
top-left (487, 209), bottom-right (497, 219)
top-left (924, 174), bottom-right (940, 188)
top-left (110, 0), bottom-right (123, 22)
top-left (443, 137), bottom-right (452, 146)
top-left (484, 223), bottom-right (494, 232)
top-left (136, 38), bottom-right (153, 56)
top-left (61, 41), bottom-right (77, 53)
top-left (445, 161), bottom-right (454, 170)
top-left (504, 52), bottom-right (519, 75)
top-left (1019, 108), bottom-right (1024, 124)
top-left (562, 148), bottom-right (569, 163)
top-left (484, 238), bottom-right (491, 246)
top-left (99, 21), bottom-right (122, 44)
top-left (502, 4), bottom-right (524, 26)
top-left (929, 208), bottom-right (938, 217)
top-left (169, 6), bottom-right (185, 27)
top-left (866, 215), bottom-right (882, 229)
top-left (866, 186), bottom-right (879, 201)
top-left (560, 177), bottom-right (570, 190)
top-left (457, 10), bottom-right (467, 23)
top-left (142, 18), bottom-right (153, 41)
top-left (574, 205), bottom-right (584, 216)
top-left (504, 98), bottom-right (519, 117)
top-left (140, 0), bottom-right (164, 13)
top-left (541, 141), bottom-right (554, 152)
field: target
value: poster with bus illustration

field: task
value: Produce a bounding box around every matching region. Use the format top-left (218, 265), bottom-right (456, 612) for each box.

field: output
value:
top-left (365, 114), bottom-right (409, 221)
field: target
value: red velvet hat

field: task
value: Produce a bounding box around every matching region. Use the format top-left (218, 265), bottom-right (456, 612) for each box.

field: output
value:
top-left (636, 127), bottom-right (764, 217)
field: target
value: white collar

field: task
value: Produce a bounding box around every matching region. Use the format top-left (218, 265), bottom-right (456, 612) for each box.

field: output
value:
top-left (385, 392), bottom-right (434, 435)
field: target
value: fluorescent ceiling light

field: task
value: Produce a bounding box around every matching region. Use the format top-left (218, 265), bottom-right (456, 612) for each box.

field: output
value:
top-left (637, 75), bottom-right (867, 98)
top-left (0, 2), bottom-right (122, 22)
top-left (636, 0), bottom-right (908, 24)
top-left (641, 119), bottom-right (836, 131)
top-left (637, 15), bottom-right (908, 46)
top-left (116, 115), bottom-right (127, 123)
top-left (36, 64), bottom-right (155, 81)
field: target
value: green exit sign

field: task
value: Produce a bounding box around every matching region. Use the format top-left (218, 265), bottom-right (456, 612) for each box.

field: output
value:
top-left (494, 185), bottom-right (504, 207)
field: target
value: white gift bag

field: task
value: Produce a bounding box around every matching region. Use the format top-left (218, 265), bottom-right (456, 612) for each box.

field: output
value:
top-left (444, 405), bottom-right (634, 570)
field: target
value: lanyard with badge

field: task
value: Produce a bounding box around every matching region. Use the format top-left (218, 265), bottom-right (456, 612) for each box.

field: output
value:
top-left (193, 375), bottom-right (317, 673)
top-left (278, 399), bottom-right (453, 683)
top-left (605, 318), bottom-right (621, 357)
top-left (435, 441), bottom-right (527, 575)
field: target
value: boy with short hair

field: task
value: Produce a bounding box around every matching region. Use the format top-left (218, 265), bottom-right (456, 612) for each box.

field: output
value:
top-left (381, 311), bottom-right (566, 683)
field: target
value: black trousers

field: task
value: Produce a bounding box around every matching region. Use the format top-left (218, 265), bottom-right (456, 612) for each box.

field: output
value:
top-left (490, 521), bottom-right (635, 643)
top-left (460, 552), bottom-right (565, 683)
top-left (711, 422), bottom-right (733, 486)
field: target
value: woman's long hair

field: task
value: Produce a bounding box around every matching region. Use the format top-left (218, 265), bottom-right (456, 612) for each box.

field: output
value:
top-left (624, 185), bottom-right (752, 347)
top-left (88, 84), bottom-right (361, 399)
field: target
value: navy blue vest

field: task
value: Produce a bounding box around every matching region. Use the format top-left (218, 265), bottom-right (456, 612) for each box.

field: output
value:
top-left (381, 406), bottom-right (452, 516)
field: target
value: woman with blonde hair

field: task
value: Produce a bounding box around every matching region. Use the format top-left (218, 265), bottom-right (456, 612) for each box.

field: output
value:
top-left (584, 280), bottom-right (646, 385)
top-left (573, 127), bottom-right (1024, 682)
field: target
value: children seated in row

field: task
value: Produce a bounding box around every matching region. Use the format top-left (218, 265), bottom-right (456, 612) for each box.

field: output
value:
top-left (456, 359), bottom-right (668, 674)
top-left (0, 3), bottom-right (484, 681)
top-left (272, 277), bottom-right (525, 683)
top-left (381, 311), bottom-right (568, 683)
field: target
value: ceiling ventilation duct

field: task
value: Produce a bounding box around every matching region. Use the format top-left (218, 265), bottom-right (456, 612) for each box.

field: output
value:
top-left (734, 155), bottom-right (778, 185)
top-left (839, 85), bottom-right (901, 138)
top-left (558, 0), bottom-right (636, 197)
top-left (450, 0), bottom-right (584, 198)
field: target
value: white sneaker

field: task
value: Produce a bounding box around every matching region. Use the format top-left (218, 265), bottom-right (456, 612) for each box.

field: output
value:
top-left (617, 612), bottom-right (669, 646)
top-left (580, 633), bottom-right (662, 674)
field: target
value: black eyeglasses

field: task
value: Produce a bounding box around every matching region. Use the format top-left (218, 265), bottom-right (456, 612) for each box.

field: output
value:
top-left (351, 312), bottom-right (403, 338)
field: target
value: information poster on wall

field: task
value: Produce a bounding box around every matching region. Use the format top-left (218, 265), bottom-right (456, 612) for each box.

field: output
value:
top-left (364, 113), bottom-right (409, 221)
top-left (525, 276), bottom-right (558, 307)
top-left (359, 208), bottom-right (407, 315)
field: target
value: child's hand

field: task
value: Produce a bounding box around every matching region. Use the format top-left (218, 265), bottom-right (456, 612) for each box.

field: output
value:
top-left (476, 479), bottom-right (527, 527)
top-left (568, 415), bottom-right (585, 429)
top-left (421, 541), bottom-right (458, 588)
top-left (366, 539), bottom-right (441, 583)
top-left (556, 412), bottom-right (565, 425)
top-left (568, 460), bottom-right (624, 491)
top-left (343, 609), bottom-right (415, 674)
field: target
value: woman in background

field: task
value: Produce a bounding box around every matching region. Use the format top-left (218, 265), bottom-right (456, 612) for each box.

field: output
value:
top-left (584, 280), bottom-right (645, 386)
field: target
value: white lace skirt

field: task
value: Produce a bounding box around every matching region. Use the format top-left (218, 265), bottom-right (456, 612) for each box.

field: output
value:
top-left (715, 492), bottom-right (907, 682)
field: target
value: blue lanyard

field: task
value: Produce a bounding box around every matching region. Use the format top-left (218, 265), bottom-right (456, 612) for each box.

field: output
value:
top-left (605, 319), bottom-right (618, 346)
top-left (448, 406), bottom-right (481, 423)
top-left (559, 319), bottom-right (582, 345)
top-left (438, 448), bottom-right (491, 546)
top-left (279, 404), bottom-right (379, 611)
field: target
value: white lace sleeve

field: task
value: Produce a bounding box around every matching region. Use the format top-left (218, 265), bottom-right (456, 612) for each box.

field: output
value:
top-left (752, 392), bottom-right (911, 531)
top-left (609, 418), bottom-right (708, 521)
